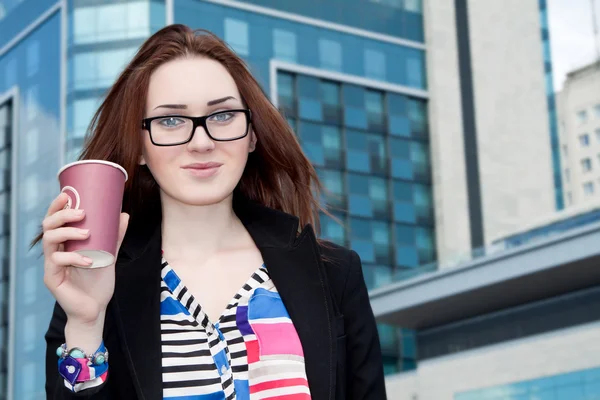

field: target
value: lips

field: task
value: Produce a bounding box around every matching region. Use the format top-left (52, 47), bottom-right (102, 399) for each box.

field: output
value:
top-left (181, 162), bottom-right (223, 170)
top-left (181, 162), bottom-right (222, 178)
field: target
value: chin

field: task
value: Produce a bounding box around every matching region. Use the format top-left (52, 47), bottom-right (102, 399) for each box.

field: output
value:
top-left (176, 190), bottom-right (234, 207)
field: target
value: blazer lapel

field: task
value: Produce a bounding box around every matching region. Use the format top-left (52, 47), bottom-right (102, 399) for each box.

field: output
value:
top-left (113, 225), bottom-right (163, 400)
top-left (235, 199), bottom-right (337, 400)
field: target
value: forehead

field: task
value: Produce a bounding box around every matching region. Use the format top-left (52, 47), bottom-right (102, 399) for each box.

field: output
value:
top-left (146, 56), bottom-right (241, 109)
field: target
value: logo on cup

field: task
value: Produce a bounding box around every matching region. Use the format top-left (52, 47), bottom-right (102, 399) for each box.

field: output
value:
top-left (61, 186), bottom-right (81, 210)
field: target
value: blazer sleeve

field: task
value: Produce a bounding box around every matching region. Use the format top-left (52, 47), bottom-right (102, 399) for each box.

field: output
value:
top-left (45, 302), bottom-right (113, 399)
top-left (342, 250), bottom-right (388, 400)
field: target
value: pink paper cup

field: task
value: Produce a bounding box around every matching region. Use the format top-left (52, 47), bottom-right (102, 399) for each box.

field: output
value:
top-left (57, 160), bottom-right (128, 268)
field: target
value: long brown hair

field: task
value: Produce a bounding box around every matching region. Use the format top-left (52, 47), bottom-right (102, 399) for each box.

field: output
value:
top-left (34, 24), bottom-right (326, 245)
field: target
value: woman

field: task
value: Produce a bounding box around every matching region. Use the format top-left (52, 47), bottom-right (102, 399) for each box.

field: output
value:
top-left (41, 24), bottom-right (386, 399)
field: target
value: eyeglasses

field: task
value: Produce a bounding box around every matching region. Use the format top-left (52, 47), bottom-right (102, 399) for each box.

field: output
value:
top-left (141, 109), bottom-right (252, 146)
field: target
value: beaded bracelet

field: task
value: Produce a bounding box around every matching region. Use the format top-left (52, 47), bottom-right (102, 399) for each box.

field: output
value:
top-left (57, 342), bottom-right (109, 386)
top-left (56, 343), bottom-right (109, 365)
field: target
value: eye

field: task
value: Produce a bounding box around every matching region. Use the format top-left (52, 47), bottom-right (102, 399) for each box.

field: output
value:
top-left (157, 117), bottom-right (186, 128)
top-left (208, 112), bottom-right (234, 123)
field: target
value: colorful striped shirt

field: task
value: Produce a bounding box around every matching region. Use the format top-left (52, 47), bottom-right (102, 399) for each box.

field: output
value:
top-left (160, 258), bottom-right (312, 399)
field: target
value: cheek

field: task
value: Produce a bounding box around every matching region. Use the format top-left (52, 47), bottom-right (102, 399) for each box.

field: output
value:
top-left (143, 142), bottom-right (181, 177)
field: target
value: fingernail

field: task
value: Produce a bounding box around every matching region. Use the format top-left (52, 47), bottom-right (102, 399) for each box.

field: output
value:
top-left (82, 257), bottom-right (93, 264)
top-left (74, 209), bottom-right (84, 215)
top-left (79, 229), bottom-right (89, 235)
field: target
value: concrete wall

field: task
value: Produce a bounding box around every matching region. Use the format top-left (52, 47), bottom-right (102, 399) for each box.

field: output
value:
top-left (385, 321), bottom-right (600, 399)
top-left (425, 0), bottom-right (556, 263)
top-left (466, 0), bottom-right (556, 243)
top-left (423, 0), bottom-right (471, 265)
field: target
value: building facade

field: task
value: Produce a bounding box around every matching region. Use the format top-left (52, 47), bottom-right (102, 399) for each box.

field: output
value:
top-left (425, 0), bottom-right (557, 265)
top-left (0, 0), bottom-right (563, 398)
top-left (1, 0), bottom-right (430, 397)
top-left (557, 61), bottom-right (600, 208)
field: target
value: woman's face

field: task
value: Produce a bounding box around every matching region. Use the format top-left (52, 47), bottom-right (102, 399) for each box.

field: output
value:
top-left (141, 56), bottom-right (256, 207)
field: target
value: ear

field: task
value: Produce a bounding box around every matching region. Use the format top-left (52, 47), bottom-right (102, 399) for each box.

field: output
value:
top-left (248, 129), bottom-right (257, 153)
top-left (139, 154), bottom-right (146, 165)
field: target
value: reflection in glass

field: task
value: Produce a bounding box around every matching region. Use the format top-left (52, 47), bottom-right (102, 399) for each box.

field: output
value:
top-left (26, 40), bottom-right (40, 78)
top-left (364, 49), bottom-right (386, 80)
top-left (273, 29), bottom-right (297, 62)
top-left (224, 18), bottom-right (249, 56)
top-left (318, 39), bottom-right (342, 71)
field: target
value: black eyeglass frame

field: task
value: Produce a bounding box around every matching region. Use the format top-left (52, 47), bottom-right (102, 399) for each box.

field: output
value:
top-left (141, 108), bottom-right (252, 146)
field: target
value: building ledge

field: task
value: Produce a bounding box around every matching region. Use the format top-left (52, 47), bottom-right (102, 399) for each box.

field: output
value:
top-left (370, 222), bottom-right (600, 329)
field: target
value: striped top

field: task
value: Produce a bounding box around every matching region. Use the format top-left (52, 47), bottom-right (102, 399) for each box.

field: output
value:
top-left (160, 258), bottom-right (312, 399)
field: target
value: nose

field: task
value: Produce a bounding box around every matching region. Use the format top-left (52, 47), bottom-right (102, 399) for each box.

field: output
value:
top-left (186, 124), bottom-right (216, 152)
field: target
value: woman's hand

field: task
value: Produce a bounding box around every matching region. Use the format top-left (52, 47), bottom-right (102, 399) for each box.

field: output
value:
top-left (42, 193), bottom-right (129, 351)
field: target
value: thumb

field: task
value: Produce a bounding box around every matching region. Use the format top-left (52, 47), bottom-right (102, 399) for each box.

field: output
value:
top-left (116, 212), bottom-right (130, 252)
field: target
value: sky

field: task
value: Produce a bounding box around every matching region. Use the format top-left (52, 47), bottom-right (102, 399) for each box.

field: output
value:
top-left (548, 0), bottom-right (600, 90)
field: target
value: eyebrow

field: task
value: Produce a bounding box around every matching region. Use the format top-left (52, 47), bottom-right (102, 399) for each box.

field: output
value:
top-left (153, 96), bottom-right (237, 110)
top-left (207, 96), bottom-right (236, 106)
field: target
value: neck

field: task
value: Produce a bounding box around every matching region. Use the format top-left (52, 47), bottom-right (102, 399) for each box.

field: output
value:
top-left (160, 193), bottom-right (244, 261)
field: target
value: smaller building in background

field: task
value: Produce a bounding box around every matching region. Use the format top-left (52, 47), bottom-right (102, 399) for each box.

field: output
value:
top-left (557, 60), bottom-right (600, 208)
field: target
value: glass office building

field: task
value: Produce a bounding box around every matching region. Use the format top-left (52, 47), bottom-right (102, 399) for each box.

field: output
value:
top-left (1, 0), bottom-right (430, 397)
top-left (539, 0), bottom-right (563, 211)
top-left (455, 365), bottom-right (600, 400)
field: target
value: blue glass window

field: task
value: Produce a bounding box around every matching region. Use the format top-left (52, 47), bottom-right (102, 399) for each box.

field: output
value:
top-left (321, 81), bottom-right (340, 105)
top-left (298, 121), bottom-right (324, 166)
top-left (73, 98), bottom-right (98, 137)
top-left (299, 98), bottom-right (323, 122)
top-left (405, 0), bottom-right (423, 13)
top-left (97, 3), bottom-right (128, 41)
top-left (72, 7), bottom-right (96, 42)
top-left (320, 212), bottom-right (345, 245)
top-left (372, 221), bottom-right (392, 263)
top-left (457, 366), bottom-right (600, 400)
top-left (26, 40), bottom-right (40, 77)
top-left (73, 3), bottom-right (150, 44)
top-left (343, 85), bottom-right (368, 129)
top-left (414, 184), bottom-right (433, 224)
top-left (406, 50), bottom-right (425, 88)
top-left (23, 315), bottom-right (35, 352)
top-left (321, 81), bottom-right (342, 124)
top-left (390, 138), bottom-right (413, 180)
top-left (322, 126), bottom-right (342, 167)
top-left (318, 39), bottom-right (342, 71)
top-left (372, 265), bottom-right (393, 289)
top-left (4, 58), bottom-right (17, 88)
top-left (277, 73), bottom-right (295, 115)
top-left (393, 181), bottom-right (417, 224)
top-left (278, 73), bottom-right (294, 97)
top-left (320, 169), bottom-right (344, 196)
top-left (408, 98), bottom-right (428, 137)
top-left (416, 227), bottom-right (436, 264)
top-left (348, 174), bottom-right (373, 218)
top-left (366, 90), bottom-right (386, 132)
top-left (273, 29), bottom-right (297, 62)
top-left (26, 85), bottom-right (39, 122)
top-left (346, 130), bottom-right (386, 175)
top-left (411, 142), bottom-right (431, 181)
top-left (224, 18), bottom-right (249, 56)
top-left (364, 49), bottom-right (386, 80)
top-left (73, 52), bottom-right (96, 89)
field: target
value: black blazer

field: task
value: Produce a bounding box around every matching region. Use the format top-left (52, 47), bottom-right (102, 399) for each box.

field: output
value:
top-left (45, 199), bottom-right (387, 399)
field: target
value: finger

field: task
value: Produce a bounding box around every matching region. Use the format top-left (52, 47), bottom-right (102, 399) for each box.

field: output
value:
top-left (46, 192), bottom-right (70, 218)
top-left (116, 213), bottom-right (130, 251)
top-left (42, 227), bottom-right (90, 254)
top-left (51, 251), bottom-right (93, 268)
top-left (42, 208), bottom-right (85, 233)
